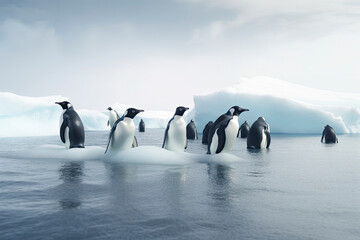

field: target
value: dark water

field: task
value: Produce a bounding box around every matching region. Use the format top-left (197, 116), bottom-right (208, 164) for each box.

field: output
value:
top-left (0, 130), bottom-right (359, 240)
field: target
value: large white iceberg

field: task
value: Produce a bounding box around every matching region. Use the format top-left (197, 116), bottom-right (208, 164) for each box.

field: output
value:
top-left (193, 77), bottom-right (360, 134)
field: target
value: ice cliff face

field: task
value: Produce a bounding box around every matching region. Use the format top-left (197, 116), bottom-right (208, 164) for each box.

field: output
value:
top-left (0, 76), bottom-right (359, 137)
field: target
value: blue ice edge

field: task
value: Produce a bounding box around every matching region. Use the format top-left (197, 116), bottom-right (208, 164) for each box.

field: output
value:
top-left (9, 145), bottom-right (245, 165)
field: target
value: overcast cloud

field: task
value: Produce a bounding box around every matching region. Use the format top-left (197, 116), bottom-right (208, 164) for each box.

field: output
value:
top-left (1, 0), bottom-right (359, 111)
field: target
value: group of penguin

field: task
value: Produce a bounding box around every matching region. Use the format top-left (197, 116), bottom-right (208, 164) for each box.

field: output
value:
top-left (55, 101), bottom-right (339, 154)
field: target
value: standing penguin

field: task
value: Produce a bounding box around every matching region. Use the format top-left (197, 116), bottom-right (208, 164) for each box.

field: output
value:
top-left (107, 107), bottom-right (120, 128)
top-left (207, 106), bottom-right (249, 154)
top-left (105, 108), bottom-right (144, 153)
top-left (238, 121), bottom-right (250, 138)
top-left (202, 121), bottom-right (214, 144)
top-left (186, 120), bottom-right (198, 140)
top-left (55, 101), bottom-right (85, 148)
top-left (247, 117), bottom-right (271, 149)
top-left (162, 106), bottom-right (189, 152)
top-left (139, 119), bottom-right (145, 132)
top-left (321, 125), bottom-right (338, 143)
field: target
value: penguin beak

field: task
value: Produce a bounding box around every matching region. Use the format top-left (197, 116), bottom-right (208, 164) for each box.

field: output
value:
top-left (242, 108), bottom-right (249, 112)
top-left (185, 107), bottom-right (189, 111)
top-left (55, 102), bottom-right (60, 105)
top-left (137, 109), bottom-right (144, 113)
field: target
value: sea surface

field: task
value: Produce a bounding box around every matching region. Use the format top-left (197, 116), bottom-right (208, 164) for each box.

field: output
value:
top-left (0, 129), bottom-right (359, 240)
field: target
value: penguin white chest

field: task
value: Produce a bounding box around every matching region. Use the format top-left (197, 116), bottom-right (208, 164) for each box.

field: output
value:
top-left (111, 118), bottom-right (135, 150)
top-left (165, 116), bottom-right (186, 152)
top-left (222, 117), bottom-right (239, 152)
top-left (260, 129), bottom-right (267, 148)
top-left (108, 111), bottom-right (118, 128)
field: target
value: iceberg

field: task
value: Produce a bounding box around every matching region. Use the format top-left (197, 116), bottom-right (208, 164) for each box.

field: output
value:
top-left (193, 77), bottom-right (360, 134)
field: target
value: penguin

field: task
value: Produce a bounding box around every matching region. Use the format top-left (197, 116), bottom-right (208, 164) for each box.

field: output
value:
top-left (139, 119), bottom-right (145, 132)
top-left (247, 117), bottom-right (271, 149)
top-left (107, 107), bottom-right (120, 128)
top-left (162, 106), bottom-right (189, 152)
top-left (202, 121), bottom-right (214, 144)
top-left (104, 108), bottom-right (144, 153)
top-left (186, 120), bottom-right (198, 140)
top-left (321, 125), bottom-right (338, 143)
top-left (207, 106), bottom-right (249, 154)
top-left (238, 121), bottom-right (250, 138)
top-left (55, 101), bottom-right (85, 148)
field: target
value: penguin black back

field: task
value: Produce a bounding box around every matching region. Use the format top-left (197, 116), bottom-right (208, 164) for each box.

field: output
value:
top-left (202, 121), bottom-right (214, 144)
top-left (238, 121), bottom-right (250, 138)
top-left (321, 125), bottom-right (338, 143)
top-left (247, 117), bottom-right (270, 149)
top-left (139, 119), bottom-right (145, 132)
top-left (186, 120), bottom-right (198, 140)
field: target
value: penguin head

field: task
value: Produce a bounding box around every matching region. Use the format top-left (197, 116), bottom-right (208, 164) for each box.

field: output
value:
top-left (227, 106), bottom-right (249, 116)
top-left (55, 101), bottom-right (72, 110)
top-left (123, 108), bottom-right (144, 119)
top-left (174, 106), bottom-right (189, 116)
top-left (107, 107), bottom-right (113, 111)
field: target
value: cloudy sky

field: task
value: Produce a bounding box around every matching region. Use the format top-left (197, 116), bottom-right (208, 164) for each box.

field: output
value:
top-left (1, 0), bottom-right (360, 111)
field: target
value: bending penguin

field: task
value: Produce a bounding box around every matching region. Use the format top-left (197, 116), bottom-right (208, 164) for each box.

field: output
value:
top-left (321, 125), bottom-right (338, 143)
top-left (105, 108), bottom-right (144, 153)
top-left (139, 119), bottom-right (145, 132)
top-left (162, 106), bottom-right (189, 152)
top-left (207, 106), bottom-right (249, 154)
top-left (186, 120), bottom-right (198, 140)
top-left (107, 107), bottom-right (120, 128)
top-left (202, 121), bottom-right (214, 144)
top-left (247, 117), bottom-right (271, 149)
top-left (238, 121), bottom-right (250, 138)
top-left (55, 101), bottom-right (85, 148)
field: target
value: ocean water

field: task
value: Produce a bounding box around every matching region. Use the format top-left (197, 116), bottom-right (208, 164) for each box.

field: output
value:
top-left (0, 129), bottom-right (359, 240)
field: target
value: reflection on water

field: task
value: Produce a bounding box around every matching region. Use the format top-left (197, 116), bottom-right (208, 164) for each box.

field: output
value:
top-left (207, 163), bottom-right (232, 204)
top-left (59, 162), bottom-right (84, 183)
top-left (57, 162), bottom-right (84, 210)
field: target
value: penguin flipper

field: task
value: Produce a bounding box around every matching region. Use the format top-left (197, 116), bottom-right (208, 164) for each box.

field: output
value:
top-left (265, 131), bottom-right (271, 148)
top-left (132, 136), bottom-right (138, 148)
top-left (162, 117), bottom-right (173, 148)
top-left (60, 119), bottom-right (68, 143)
top-left (105, 118), bottom-right (121, 154)
top-left (216, 126), bottom-right (226, 154)
top-left (107, 120), bottom-right (109, 126)
top-left (185, 138), bottom-right (188, 149)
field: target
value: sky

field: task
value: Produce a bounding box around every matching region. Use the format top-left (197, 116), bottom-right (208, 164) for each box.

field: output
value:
top-left (1, 0), bottom-right (360, 111)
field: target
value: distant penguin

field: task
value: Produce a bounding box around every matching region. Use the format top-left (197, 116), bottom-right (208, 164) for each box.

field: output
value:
top-left (186, 120), bottom-right (198, 140)
top-left (162, 106), bottom-right (189, 152)
top-left (107, 107), bottom-right (120, 128)
top-left (202, 121), bottom-right (214, 144)
top-left (321, 125), bottom-right (338, 143)
top-left (55, 101), bottom-right (85, 148)
top-left (247, 117), bottom-right (271, 149)
top-left (207, 106), bottom-right (249, 154)
top-left (105, 108), bottom-right (144, 153)
top-left (238, 121), bottom-right (250, 138)
top-left (139, 119), bottom-right (145, 132)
